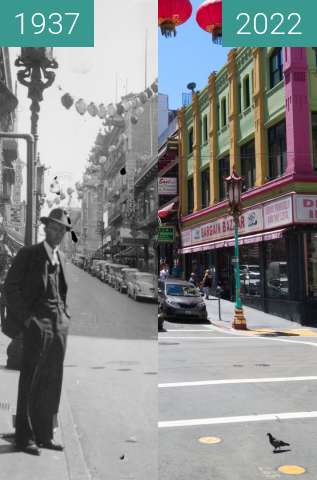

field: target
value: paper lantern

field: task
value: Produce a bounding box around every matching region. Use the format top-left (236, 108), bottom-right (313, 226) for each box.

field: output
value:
top-left (61, 93), bottom-right (74, 109)
top-left (75, 98), bottom-right (87, 115)
top-left (87, 102), bottom-right (98, 117)
top-left (196, 0), bottom-right (222, 44)
top-left (158, 0), bottom-right (192, 37)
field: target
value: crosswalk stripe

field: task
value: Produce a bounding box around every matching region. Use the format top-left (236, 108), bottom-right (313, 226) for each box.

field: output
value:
top-left (159, 376), bottom-right (317, 388)
top-left (158, 411), bottom-right (317, 429)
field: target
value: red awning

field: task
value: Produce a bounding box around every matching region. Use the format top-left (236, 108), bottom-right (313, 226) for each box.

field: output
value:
top-left (158, 201), bottom-right (178, 219)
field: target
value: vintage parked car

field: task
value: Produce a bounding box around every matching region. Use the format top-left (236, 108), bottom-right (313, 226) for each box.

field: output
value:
top-left (112, 264), bottom-right (130, 290)
top-left (127, 272), bottom-right (157, 301)
top-left (158, 279), bottom-right (207, 322)
top-left (117, 268), bottom-right (139, 293)
top-left (108, 264), bottom-right (128, 288)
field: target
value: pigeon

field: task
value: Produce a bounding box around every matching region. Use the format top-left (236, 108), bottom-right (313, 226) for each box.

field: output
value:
top-left (267, 433), bottom-right (290, 451)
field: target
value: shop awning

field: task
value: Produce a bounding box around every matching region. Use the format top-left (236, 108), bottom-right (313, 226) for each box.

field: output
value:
top-left (158, 201), bottom-right (178, 219)
top-left (178, 228), bottom-right (286, 254)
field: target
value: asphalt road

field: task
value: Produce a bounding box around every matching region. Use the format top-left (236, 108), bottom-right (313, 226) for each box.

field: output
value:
top-left (159, 320), bottom-right (317, 480)
top-left (62, 263), bottom-right (157, 480)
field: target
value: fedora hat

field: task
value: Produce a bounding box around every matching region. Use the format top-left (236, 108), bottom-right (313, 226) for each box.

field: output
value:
top-left (40, 208), bottom-right (71, 231)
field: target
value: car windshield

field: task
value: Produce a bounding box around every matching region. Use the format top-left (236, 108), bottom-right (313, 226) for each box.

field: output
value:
top-left (166, 284), bottom-right (200, 297)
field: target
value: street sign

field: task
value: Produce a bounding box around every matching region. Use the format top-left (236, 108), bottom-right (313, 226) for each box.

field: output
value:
top-left (157, 226), bottom-right (175, 243)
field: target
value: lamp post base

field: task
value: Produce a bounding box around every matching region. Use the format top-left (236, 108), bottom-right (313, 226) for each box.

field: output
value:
top-left (232, 307), bottom-right (247, 330)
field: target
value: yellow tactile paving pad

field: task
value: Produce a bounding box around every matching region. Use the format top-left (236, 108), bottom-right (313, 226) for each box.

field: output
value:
top-left (245, 328), bottom-right (317, 337)
top-left (278, 465), bottom-right (306, 475)
top-left (198, 436), bottom-right (222, 445)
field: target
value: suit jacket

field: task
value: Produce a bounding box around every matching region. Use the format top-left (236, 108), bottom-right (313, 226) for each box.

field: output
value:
top-left (3, 242), bottom-right (70, 332)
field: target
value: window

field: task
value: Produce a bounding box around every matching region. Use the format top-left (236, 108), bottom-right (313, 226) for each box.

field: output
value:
top-left (202, 115), bottom-right (208, 144)
top-left (238, 82), bottom-right (242, 114)
top-left (240, 244), bottom-right (262, 297)
top-left (265, 239), bottom-right (289, 298)
top-left (188, 127), bottom-right (194, 154)
top-left (270, 48), bottom-right (283, 89)
top-left (218, 155), bottom-right (230, 201)
top-left (243, 75), bottom-right (250, 109)
top-left (312, 113), bottom-right (317, 170)
top-left (240, 139), bottom-right (256, 190)
top-left (306, 233), bottom-right (317, 298)
top-left (221, 97), bottom-right (227, 127)
top-left (268, 120), bottom-right (287, 179)
top-left (187, 177), bottom-right (194, 214)
top-left (217, 103), bottom-right (220, 131)
top-left (201, 168), bottom-right (210, 209)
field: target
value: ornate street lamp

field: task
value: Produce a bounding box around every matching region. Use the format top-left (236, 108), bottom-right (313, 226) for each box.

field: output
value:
top-left (15, 48), bottom-right (58, 244)
top-left (225, 169), bottom-right (247, 330)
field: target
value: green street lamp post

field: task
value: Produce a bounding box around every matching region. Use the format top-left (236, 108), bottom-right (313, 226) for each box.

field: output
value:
top-left (225, 169), bottom-right (247, 330)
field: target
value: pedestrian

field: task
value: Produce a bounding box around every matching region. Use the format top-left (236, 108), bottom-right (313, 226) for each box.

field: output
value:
top-left (188, 272), bottom-right (198, 286)
top-left (159, 263), bottom-right (169, 281)
top-left (3, 208), bottom-right (72, 456)
top-left (201, 269), bottom-right (213, 299)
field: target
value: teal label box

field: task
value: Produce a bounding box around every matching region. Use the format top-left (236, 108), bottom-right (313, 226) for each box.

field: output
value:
top-left (0, 0), bottom-right (94, 46)
top-left (223, 0), bottom-right (314, 47)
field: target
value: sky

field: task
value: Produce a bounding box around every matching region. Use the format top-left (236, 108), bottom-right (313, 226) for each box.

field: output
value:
top-left (10, 0), bottom-right (157, 210)
top-left (158, 0), bottom-right (229, 110)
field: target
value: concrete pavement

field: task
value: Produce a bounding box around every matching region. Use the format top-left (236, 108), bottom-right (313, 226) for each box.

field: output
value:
top-left (0, 332), bottom-right (90, 480)
top-left (205, 296), bottom-right (317, 335)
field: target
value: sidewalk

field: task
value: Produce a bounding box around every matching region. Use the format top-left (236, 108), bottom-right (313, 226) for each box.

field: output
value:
top-left (0, 333), bottom-right (89, 480)
top-left (205, 296), bottom-right (317, 336)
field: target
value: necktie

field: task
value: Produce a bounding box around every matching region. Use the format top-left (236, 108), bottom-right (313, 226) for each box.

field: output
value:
top-left (52, 249), bottom-right (59, 266)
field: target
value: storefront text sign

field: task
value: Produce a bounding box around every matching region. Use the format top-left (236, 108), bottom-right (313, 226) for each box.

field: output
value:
top-left (158, 177), bottom-right (177, 196)
top-left (294, 195), bottom-right (317, 222)
top-left (182, 207), bottom-right (263, 247)
top-left (263, 196), bottom-right (293, 229)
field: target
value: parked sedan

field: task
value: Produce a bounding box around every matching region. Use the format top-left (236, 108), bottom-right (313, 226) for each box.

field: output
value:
top-left (127, 272), bottom-right (157, 301)
top-left (158, 279), bottom-right (208, 322)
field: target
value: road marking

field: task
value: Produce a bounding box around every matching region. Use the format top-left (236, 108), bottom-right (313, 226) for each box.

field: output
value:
top-left (164, 329), bottom-right (214, 332)
top-left (278, 465), bottom-right (306, 475)
top-left (158, 411), bottom-right (317, 429)
top-left (160, 335), bottom-right (317, 348)
top-left (159, 375), bottom-right (317, 388)
top-left (198, 436), bottom-right (222, 445)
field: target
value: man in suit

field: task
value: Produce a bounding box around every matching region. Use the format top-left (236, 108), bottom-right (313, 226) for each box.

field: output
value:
top-left (3, 208), bottom-right (71, 455)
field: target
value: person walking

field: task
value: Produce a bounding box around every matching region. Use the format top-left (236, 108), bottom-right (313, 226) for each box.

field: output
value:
top-left (3, 208), bottom-right (72, 456)
top-left (201, 269), bottom-right (213, 299)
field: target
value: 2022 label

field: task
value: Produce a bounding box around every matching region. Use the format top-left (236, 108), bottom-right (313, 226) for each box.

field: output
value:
top-left (236, 12), bottom-right (302, 36)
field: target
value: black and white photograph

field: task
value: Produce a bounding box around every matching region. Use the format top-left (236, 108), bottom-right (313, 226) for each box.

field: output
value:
top-left (0, 2), bottom-right (157, 479)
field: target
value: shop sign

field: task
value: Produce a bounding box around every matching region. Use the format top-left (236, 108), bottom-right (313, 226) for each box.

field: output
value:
top-left (158, 177), bottom-right (177, 196)
top-left (263, 196), bottom-right (293, 229)
top-left (187, 207), bottom-right (263, 246)
top-left (294, 195), bottom-right (317, 223)
top-left (181, 229), bottom-right (192, 247)
top-left (157, 226), bottom-right (175, 243)
top-left (8, 203), bottom-right (24, 227)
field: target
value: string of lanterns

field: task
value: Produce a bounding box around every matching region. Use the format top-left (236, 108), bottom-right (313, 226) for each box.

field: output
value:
top-left (60, 80), bottom-right (158, 124)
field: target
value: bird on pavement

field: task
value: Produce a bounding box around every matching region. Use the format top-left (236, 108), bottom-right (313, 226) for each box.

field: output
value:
top-left (267, 433), bottom-right (290, 451)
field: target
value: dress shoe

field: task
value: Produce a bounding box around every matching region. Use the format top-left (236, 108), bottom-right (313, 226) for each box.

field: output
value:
top-left (16, 440), bottom-right (41, 456)
top-left (39, 439), bottom-right (64, 451)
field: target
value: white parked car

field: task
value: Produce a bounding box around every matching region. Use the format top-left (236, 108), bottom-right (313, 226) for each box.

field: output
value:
top-left (127, 272), bottom-right (157, 301)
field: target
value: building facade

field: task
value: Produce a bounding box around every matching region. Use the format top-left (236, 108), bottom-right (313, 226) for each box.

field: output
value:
top-left (178, 47), bottom-right (317, 325)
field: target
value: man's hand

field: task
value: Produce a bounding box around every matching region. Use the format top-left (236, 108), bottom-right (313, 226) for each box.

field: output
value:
top-left (24, 316), bottom-right (32, 329)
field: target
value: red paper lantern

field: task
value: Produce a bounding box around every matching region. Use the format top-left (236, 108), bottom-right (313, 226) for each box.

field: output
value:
top-left (158, 0), bottom-right (192, 37)
top-left (196, 0), bottom-right (222, 44)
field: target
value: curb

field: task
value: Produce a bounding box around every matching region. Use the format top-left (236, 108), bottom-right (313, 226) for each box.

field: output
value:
top-left (60, 390), bottom-right (91, 480)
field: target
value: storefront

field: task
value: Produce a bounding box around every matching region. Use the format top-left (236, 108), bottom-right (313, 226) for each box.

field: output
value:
top-left (179, 193), bottom-right (317, 325)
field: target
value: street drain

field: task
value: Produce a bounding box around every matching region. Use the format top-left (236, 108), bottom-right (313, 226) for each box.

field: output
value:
top-left (144, 372), bottom-right (157, 375)
top-left (90, 366), bottom-right (105, 370)
top-left (159, 342), bottom-right (179, 346)
top-left (117, 368), bottom-right (132, 372)
top-left (255, 363), bottom-right (271, 367)
top-left (64, 365), bottom-right (77, 368)
top-left (233, 364), bottom-right (244, 367)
